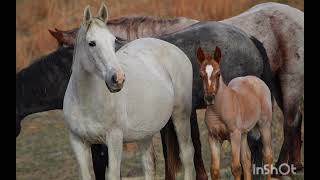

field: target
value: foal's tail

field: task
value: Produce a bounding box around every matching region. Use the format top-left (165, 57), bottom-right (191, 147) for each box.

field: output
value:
top-left (160, 118), bottom-right (182, 179)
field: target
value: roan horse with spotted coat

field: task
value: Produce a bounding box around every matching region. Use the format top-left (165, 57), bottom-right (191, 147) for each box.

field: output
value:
top-left (63, 4), bottom-right (194, 180)
top-left (197, 47), bottom-right (273, 180)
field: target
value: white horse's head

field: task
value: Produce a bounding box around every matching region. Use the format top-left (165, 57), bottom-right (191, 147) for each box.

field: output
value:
top-left (76, 3), bottom-right (125, 93)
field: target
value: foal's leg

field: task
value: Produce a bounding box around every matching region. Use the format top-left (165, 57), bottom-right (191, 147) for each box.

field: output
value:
top-left (138, 138), bottom-right (155, 180)
top-left (230, 130), bottom-right (242, 180)
top-left (69, 132), bottom-right (93, 180)
top-left (240, 134), bottom-right (252, 180)
top-left (172, 111), bottom-right (195, 180)
top-left (208, 136), bottom-right (220, 180)
top-left (106, 129), bottom-right (123, 180)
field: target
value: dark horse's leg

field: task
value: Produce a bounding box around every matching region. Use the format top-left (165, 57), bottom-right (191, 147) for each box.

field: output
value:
top-left (161, 110), bottom-right (208, 180)
top-left (190, 109), bottom-right (208, 180)
top-left (91, 144), bottom-right (108, 180)
top-left (161, 119), bottom-right (180, 180)
top-left (247, 133), bottom-right (263, 180)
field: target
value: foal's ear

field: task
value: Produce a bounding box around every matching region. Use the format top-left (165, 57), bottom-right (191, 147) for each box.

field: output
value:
top-left (98, 3), bottom-right (108, 23)
top-left (83, 5), bottom-right (92, 24)
top-left (197, 47), bottom-right (205, 64)
top-left (213, 46), bottom-right (221, 63)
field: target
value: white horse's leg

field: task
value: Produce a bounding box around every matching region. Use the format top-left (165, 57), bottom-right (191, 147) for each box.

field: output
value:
top-left (106, 129), bottom-right (123, 180)
top-left (138, 138), bottom-right (155, 180)
top-left (69, 132), bottom-right (93, 180)
top-left (172, 110), bottom-right (195, 180)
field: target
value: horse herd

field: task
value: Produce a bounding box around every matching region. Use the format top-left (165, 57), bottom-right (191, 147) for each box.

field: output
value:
top-left (16, 2), bottom-right (304, 180)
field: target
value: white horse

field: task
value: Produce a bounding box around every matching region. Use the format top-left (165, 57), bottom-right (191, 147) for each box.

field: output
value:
top-left (63, 3), bottom-right (195, 180)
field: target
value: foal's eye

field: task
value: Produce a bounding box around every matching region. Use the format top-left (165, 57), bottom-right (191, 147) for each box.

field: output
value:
top-left (88, 41), bottom-right (96, 47)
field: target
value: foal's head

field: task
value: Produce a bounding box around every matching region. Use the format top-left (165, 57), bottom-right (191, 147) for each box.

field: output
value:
top-left (197, 47), bottom-right (222, 105)
top-left (76, 3), bottom-right (125, 93)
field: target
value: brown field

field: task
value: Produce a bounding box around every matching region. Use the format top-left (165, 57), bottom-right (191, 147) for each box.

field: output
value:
top-left (16, 0), bottom-right (303, 71)
top-left (16, 0), bottom-right (304, 179)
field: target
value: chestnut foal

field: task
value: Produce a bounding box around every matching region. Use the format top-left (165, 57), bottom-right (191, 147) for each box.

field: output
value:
top-left (197, 47), bottom-right (273, 180)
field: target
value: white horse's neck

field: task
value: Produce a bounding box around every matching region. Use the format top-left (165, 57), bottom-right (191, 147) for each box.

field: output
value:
top-left (71, 58), bottom-right (115, 105)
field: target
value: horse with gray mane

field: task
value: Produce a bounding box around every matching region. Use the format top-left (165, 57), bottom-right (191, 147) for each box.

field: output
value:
top-left (52, 2), bottom-right (304, 174)
top-left (64, 4), bottom-right (195, 180)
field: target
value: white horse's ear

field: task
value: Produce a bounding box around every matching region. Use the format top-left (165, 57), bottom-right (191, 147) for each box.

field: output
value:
top-left (98, 3), bottom-right (108, 23)
top-left (83, 5), bottom-right (92, 23)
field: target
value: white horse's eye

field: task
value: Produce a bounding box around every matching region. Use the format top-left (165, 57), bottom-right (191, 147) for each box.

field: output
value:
top-left (88, 41), bottom-right (96, 47)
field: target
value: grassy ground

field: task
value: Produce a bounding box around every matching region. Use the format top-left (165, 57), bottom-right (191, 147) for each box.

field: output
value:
top-left (16, 104), bottom-right (304, 180)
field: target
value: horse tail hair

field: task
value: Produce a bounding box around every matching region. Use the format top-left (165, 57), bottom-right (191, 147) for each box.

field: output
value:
top-left (249, 36), bottom-right (273, 175)
top-left (249, 36), bottom-right (283, 107)
top-left (161, 118), bottom-right (182, 179)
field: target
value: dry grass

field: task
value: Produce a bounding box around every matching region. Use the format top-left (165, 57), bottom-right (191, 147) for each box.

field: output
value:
top-left (16, 0), bottom-right (303, 71)
top-left (16, 107), bottom-right (304, 180)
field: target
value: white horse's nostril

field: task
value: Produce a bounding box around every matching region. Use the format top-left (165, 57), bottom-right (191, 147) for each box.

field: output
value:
top-left (116, 71), bottom-right (125, 84)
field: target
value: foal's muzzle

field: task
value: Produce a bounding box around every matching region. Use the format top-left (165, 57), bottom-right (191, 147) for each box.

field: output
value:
top-left (204, 95), bottom-right (215, 105)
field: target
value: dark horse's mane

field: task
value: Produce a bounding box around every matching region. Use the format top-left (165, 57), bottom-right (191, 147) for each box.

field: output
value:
top-left (16, 47), bottom-right (73, 118)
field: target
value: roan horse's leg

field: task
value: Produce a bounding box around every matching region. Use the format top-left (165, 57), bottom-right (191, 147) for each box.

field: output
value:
top-left (106, 129), bottom-right (123, 180)
top-left (208, 136), bottom-right (221, 180)
top-left (137, 138), bottom-right (155, 180)
top-left (172, 110), bottom-right (195, 180)
top-left (69, 133), bottom-right (93, 180)
top-left (240, 134), bottom-right (252, 180)
top-left (275, 71), bottom-right (304, 172)
top-left (290, 111), bottom-right (303, 170)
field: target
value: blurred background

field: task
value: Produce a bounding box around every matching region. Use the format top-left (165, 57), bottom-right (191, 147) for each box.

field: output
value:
top-left (16, 0), bottom-right (304, 179)
top-left (16, 0), bottom-right (303, 72)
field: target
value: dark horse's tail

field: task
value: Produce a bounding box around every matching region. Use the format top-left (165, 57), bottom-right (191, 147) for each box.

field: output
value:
top-left (160, 118), bottom-right (182, 180)
top-left (248, 36), bottom-right (281, 180)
